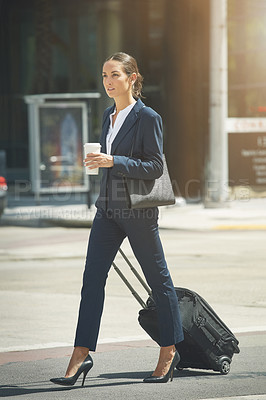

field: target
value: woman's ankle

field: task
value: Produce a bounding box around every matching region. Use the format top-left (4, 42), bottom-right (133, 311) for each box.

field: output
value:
top-left (160, 345), bottom-right (175, 359)
top-left (74, 346), bottom-right (89, 357)
top-left (65, 347), bottom-right (89, 377)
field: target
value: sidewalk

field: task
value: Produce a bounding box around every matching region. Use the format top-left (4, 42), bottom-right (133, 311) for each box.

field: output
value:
top-left (1, 196), bottom-right (266, 399)
top-left (1, 194), bottom-right (266, 230)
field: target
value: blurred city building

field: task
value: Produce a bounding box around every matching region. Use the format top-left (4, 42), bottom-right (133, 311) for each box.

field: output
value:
top-left (0, 0), bottom-right (266, 202)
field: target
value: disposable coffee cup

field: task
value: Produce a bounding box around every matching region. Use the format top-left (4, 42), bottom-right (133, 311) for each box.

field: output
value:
top-left (84, 143), bottom-right (101, 175)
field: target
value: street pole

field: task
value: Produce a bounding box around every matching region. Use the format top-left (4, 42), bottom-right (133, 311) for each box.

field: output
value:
top-left (205, 0), bottom-right (228, 207)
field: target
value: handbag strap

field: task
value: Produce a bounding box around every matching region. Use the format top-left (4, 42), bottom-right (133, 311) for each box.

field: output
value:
top-left (129, 105), bottom-right (146, 157)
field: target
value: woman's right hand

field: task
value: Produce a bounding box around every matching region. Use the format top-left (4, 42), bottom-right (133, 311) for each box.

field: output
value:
top-left (84, 152), bottom-right (114, 169)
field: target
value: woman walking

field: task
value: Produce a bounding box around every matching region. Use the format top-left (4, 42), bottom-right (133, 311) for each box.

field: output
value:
top-left (50, 52), bottom-right (183, 386)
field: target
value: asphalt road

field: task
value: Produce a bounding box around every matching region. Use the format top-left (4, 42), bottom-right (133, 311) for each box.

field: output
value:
top-left (0, 333), bottom-right (266, 400)
top-left (0, 225), bottom-right (266, 399)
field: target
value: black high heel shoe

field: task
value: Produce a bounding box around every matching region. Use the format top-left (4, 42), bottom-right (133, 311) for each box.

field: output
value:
top-left (143, 351), bottom-right (180, 383)
top-left (50, 354), bottom-right (93, 387)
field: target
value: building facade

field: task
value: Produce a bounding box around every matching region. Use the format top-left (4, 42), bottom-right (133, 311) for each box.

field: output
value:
top-left (1, 0), bottom-right (265, 200)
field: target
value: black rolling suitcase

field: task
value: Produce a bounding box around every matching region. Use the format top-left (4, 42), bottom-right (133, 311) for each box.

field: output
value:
top-left (113, 249), bottom-right (240, 375)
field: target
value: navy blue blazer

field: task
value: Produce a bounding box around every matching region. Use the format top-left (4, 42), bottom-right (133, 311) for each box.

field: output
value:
top-left (95, 99), bottom-right (164, 210)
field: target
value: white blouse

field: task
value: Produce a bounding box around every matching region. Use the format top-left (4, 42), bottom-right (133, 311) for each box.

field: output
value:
top-left (106, 102), bottom-right (136, 155)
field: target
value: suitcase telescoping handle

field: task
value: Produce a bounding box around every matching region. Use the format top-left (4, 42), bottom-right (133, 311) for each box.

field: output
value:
top-left (112, 248), bottom-right (152, 309)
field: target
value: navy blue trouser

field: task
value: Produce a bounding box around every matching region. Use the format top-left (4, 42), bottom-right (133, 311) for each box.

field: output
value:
top-left (74, 207), bottom-right (184, 351)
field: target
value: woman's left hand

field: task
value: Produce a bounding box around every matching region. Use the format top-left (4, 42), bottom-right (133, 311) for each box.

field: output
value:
top-left (84, 152), bottom-right (114, 169)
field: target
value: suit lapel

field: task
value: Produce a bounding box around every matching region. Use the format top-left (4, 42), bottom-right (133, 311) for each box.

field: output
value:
top-left (111, 99), bottom-right (145, 154)
top-left (101, 104), bottom-right (115, 154)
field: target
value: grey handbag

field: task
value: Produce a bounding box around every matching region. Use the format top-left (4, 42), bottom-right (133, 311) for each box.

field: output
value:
top-left (123, 154), bottom-right (176, 209)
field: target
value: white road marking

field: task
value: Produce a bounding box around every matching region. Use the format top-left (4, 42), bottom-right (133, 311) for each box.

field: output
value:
top-left (1, 327), bottom-right (265, 353)
top-left (201, 396), bottom-right (266, 400)
top-left (233, 326), bottom-right (266, 334)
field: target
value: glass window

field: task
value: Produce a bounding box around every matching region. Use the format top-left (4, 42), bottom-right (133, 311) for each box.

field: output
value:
top-left (228, 0), bottom-right (266, 117)
top-left (120, 0), bottom-right (165, 113)
top-left (0, 0), bottom-right (98, 180)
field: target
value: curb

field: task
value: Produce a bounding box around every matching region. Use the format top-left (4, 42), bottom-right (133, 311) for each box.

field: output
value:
top-left (1, 329), bottom-right (266, 366)
top-left (0, 340), bottom-right (155, 366)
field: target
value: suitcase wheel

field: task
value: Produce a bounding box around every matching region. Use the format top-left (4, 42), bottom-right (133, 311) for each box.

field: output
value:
top-left (218, 356), bottom-right (231, 375)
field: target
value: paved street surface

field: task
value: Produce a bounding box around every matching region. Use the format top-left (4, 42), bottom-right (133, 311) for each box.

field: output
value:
top-left (0, 333), bottom-right (266, 400)
top-left (0, 199), bottom-right (266, 399)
